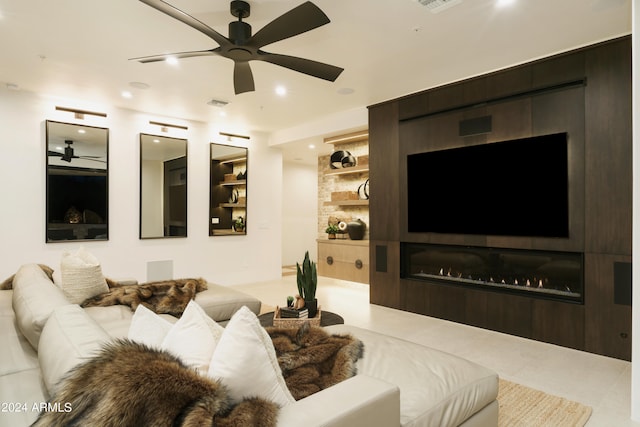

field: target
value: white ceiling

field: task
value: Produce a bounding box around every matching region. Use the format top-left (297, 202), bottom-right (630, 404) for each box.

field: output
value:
top-left (0, 0), bottom-right (631, 163)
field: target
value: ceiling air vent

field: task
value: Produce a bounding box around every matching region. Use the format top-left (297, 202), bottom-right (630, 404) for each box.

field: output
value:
top-left (414, 0), bottom-right (463, 13)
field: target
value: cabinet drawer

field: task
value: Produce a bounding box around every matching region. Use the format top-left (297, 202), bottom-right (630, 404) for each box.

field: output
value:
top-left (317, 241), bottom-right (369, 284)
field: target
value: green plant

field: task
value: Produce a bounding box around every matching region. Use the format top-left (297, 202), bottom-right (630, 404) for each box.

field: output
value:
top-left (296, 251), bottom-right (317, 302)
top-left (325, 224), bottom-right (339, 234)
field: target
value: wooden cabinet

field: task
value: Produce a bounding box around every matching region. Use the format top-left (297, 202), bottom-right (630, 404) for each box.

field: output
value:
top-left (318, 239), bottom-right (369, 284)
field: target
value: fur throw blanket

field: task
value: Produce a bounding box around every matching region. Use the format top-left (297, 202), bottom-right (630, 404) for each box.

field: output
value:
top-left (267, 322), bottom-right (364, 400)
top-left (81, 278), bottom-right (208, 317)
top-left (31, 339), bottom-right (278, 427)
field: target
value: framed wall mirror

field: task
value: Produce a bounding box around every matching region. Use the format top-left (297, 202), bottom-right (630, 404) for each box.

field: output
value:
top-left (140, 133), bottom-right (188, 239)
top-left (210, 143), bottom-right (247, 236)
top-left (46, 120), bottom-right (109, 242)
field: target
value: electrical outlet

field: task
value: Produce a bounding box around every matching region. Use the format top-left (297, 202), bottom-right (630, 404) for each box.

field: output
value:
top-left (211, 217), bottom-right (219, 224)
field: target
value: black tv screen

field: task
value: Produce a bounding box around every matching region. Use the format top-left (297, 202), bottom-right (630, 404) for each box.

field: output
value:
top-left (407, 133), bottom-right (569, 238)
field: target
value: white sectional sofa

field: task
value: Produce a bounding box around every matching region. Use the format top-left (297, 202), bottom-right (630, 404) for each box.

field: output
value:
top-left (0, 264), bottom-right (498, 427)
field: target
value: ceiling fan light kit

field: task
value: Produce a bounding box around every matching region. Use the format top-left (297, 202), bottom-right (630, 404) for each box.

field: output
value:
top-left (134, 0), bottom-right (344, 94)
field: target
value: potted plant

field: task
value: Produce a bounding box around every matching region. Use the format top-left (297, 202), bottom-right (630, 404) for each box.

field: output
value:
top-left (233, 216), bottom-right (245, 232)
top-left (325, 224), bottom-right (339, 239)
top-left (296, 251), bottom-right (318, 318)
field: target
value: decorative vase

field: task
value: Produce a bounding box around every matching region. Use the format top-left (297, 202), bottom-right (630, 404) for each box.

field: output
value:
top-left (305, 299), bottom-right (318, 318)
top-left (328, 233), bottom-right (336, 240)
top-left (347, 219), bottom-right (366, 240)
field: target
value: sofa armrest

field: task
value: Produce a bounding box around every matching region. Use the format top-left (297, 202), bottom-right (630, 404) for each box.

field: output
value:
top-left (277, 375), bottom-right (400, 427)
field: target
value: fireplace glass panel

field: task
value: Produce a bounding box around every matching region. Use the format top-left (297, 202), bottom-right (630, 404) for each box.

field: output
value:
top-left (401, 243), bottom-right (583, 303)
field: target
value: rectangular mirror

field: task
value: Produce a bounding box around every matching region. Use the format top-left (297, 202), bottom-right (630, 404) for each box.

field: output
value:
top-left (210, 143), bottom-right (247, 236)
top-left (140, 133), bottom-right (188, 238)
top-left (46, 121), bottom-right (109, 242)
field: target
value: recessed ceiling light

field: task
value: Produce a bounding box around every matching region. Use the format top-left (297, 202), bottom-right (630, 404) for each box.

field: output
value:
top-left (129, 81), bottom-right (150, 90)
top-left (121, 91), bottom-right (133, 99)
top-left (166, 57), bottom-right (179, 66)
top-left (275, 85), bottom-right (287, 96)
top-left (337, 87), bottom-right (354, 95)
top-left (496, 0), bottom-right (515, 7)
top-left (207, 98), bottom-right (229, 107)
top-left (308, 144), bottom-right (316, 149)
top-left (77, 129), bottom-right (86, 134)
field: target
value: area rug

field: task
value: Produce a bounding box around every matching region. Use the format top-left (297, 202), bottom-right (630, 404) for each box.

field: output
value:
top-left (498, 379), bottom-right (592, 427)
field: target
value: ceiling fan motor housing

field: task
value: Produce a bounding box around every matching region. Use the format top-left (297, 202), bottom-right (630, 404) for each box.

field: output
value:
top-left (229, 21), bottom-right (251, 44)
top-left (230, 1), bottom-right (251, 44)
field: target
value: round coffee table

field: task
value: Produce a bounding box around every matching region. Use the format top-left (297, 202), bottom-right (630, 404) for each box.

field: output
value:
top-left (258, 310), bottom-right (344, 328)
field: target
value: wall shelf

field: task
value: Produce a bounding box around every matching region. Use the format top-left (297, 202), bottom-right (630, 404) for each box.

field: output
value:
top-left (219, 180), bottom-right (246, 186)
top-left (220, 203), bottom-right (246, 208)
top-left (324, 165), bottom-right (368, 176)
top-left (324, 200), bottom-right (369, 206)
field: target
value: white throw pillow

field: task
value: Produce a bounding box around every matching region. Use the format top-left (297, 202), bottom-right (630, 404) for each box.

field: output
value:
top-left (60, 247), bottom-right (109, 304)
top-left (127, 304), bottom-right (174, 348)
top-left (208, 306), bottom-right (295, 407)
top-left (160, 300), bottom-right (224, 373)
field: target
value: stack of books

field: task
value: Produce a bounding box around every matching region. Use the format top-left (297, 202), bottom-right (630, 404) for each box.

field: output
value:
top-left (279, 307), bottom-right (309, 319)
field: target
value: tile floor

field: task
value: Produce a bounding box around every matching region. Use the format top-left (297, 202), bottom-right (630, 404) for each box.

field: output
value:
top-left (235, 274), bottom-right (639, 427)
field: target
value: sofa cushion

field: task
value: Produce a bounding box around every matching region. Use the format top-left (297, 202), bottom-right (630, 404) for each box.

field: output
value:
top-left (208, 306), bottom-right (294, 407)
top-left (38, 304), bottom-right (111, 396)
top-left (60, 247), bottom-right (109, 304)
top-left (127, 304), bottom-right (174, 348)
top-left (325, 325), bottom-right (498, 427)
top-left (161, 300), bottom-right (224, 373)
top-left (12, 264), bottom-right (71, 350)
top-left (0, 291), bottom-right (39, 376)
top-left (126, 301), bottom-right (223, 374)
top-left (194, 283), bottom-right (261, 321)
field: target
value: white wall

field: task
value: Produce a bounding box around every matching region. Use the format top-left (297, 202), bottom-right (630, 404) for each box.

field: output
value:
top-left (281, 160), bottom-right (318, 265)
top-left (0, 87), bottom-right (282, 285)
top-left (631, 0), bottom-right (639, 420)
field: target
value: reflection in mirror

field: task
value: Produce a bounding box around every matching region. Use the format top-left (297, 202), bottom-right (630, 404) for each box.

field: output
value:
top-left (210, 143), bottom-right (247, 236)
top-left (140, 134), bottom-right (188, 239)
top-left (46, 121), bottom-right (109, 242)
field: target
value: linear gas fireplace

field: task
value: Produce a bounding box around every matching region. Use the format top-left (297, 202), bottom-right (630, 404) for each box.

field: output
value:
top-left (401, 243), bottom-right (583, 303)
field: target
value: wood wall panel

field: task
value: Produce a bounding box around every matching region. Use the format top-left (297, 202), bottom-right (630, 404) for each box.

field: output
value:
top-left (369, 240), bottom-right (401, 308)
top-left (485, 293), bottom-right (532, 339)
top-left (584, 253), bottom-right (632, 360)
top-left (584, 38), bottom-right (632, 255)
top-left (532, 300), bottom-right (585, 351)
top-left (368, 103), bottom-right (400, 242)
top-left (368, 36), bottom-right (632, 360)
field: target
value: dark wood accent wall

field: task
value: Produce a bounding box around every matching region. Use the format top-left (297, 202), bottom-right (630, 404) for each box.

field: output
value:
top-left (368, 36), bottom-right (632, 360)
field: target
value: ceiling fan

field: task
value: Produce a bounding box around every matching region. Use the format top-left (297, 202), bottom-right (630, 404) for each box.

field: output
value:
top-left (47, 140), bottom-right (106, 163)
top-left (132, 0), bottom-right (344, 94)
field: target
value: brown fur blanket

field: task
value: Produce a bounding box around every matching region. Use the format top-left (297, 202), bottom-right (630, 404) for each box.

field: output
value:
top-left (81, 278), bottom-right (208, 317)
top-left (267, 322), bottom-right (364, 400)
top-left (31, 339), bottom-right (278, 427)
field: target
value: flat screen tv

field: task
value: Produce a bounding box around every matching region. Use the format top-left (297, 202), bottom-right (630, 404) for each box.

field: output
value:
top-left (407, 133), bottom-right (569, 238)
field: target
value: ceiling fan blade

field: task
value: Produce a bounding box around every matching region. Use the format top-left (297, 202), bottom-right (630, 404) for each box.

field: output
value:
top-left (47, 151), bottom-right (63, 157)
top-left (138, 0), bottom-right (230, 47)
top-left (248, 1), bottom-right (330, 49)
top-left (233, 62), bottom-right (255, 94)
top-left (79, 157), bottom-right (108, 164)
top-left (258, 52), bottom-right (343, 82)
top-left (130, 49), bottom-right (220, 63)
